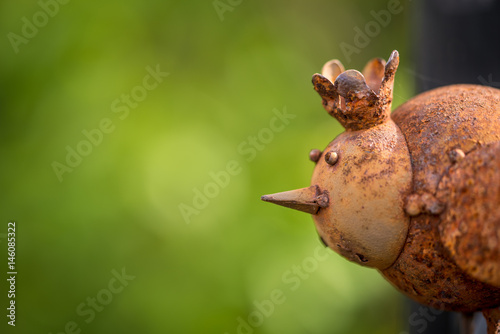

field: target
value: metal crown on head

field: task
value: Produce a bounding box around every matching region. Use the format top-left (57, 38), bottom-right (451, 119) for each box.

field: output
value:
top-left (312, 50), bottom-right (399, 131)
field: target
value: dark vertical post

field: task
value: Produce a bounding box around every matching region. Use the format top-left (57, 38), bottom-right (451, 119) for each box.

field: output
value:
top-left (409, 1), bottom-right (500, 334)
top-left (414, 0), bottom-right (500, 92)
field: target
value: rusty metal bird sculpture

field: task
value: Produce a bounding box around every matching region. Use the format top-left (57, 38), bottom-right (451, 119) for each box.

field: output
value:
top-left (262, 50), bottom-right (500, 333)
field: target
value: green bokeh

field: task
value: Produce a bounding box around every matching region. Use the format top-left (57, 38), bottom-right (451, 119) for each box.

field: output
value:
top-left (1, 0), bottom-right (416, 333)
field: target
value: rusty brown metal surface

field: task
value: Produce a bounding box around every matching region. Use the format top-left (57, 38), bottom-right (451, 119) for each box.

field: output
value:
top-left (404, 192), bottom-right (444, 216)
top-left (362, 58), bottom-right (385, 94)
top-left (309, 51), bottom-right (413, 269)
top-left (311, 119), bottom-right (412, 270)
top-left (311, 50), bottom-right (399, 131)
top-left (483, 307), bottom-right (500, 334)
top-left (381, 212), bottom-right (500, 312)
top-left (321, 59), bottom-right (344, 83)
top-left (391, 84), bottom-right (500, 194)
top-left (437, 142), bottom-right (500, 288)
top-left (382, 84), bottom-right (500, 312)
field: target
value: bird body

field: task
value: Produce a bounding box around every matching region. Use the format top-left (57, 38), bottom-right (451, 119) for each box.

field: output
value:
top-left (384, 84), bottom-right (500, 312)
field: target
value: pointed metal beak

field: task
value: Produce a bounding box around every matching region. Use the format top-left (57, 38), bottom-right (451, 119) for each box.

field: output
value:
top-left (261, 185), bottom-right (329, 214)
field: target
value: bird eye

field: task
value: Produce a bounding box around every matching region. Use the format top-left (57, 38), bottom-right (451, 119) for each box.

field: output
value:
top-left (325, 151), bottom-right (339, 165)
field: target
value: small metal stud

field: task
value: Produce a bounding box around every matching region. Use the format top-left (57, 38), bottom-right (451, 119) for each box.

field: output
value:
top-left (449, 148), bottom-right (465, 163)
top-left (309, 149), bottom-right (322, 163)
top-left (325, 151), bottom-right (339, 165)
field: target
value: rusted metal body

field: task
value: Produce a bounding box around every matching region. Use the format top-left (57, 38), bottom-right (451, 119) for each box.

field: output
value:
top-left (438, 142), bottom-right (500, 288)
top-left (483, 307), bottom-right (500, 334)
top-left (383, 85), bottom-right (500, 313)
top-left (262, 51), bottom-right (500, 333)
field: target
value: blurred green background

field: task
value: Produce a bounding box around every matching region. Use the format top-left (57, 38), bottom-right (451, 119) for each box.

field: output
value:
top-left (1, 0), bottom-right (417, 333)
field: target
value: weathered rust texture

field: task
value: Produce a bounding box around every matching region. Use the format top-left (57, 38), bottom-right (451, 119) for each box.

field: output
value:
top-left (381, 212), bottom-right (500, 312)
top-left (306, 51), bottom-right (414, 269)
top-left (382, 84), bottom-right (500, 312)
top-left (437, 142), bottom-right (500, 288)
top-left (483, 307), bottom-right (500, 334)
top-left (311, 119), bottom-right (412, 270)
top-left (312, 50), bottom-right (399, 131)
top-left (391, 84), bottom-right (500, 194)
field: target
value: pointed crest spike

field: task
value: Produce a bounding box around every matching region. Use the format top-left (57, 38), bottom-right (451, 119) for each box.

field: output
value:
top-left (362, 58), bottom-right (386, 94)
top-left (379, 50), bottom-right (399, 101)
top-left (312, 73), bottom-right (340, 118)
top-left (321, 59), bottom-right (345, 83)
top-left (261, 185), bottom-right (328, 215)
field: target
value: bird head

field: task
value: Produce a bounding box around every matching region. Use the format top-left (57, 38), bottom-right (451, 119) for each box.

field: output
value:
top-left (262, 51), bottom-right (413, 270)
